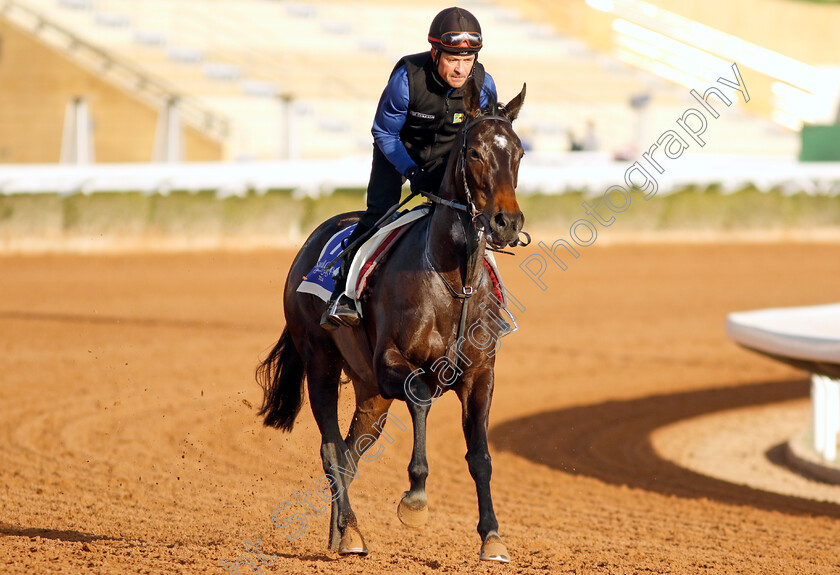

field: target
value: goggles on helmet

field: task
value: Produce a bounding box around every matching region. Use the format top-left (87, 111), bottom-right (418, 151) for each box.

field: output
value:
top-left (431, 31), bottom-right (482, 50)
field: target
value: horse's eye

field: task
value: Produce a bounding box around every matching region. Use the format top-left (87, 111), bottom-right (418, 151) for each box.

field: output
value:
top-left (468, 149), bottom-right (482, 162)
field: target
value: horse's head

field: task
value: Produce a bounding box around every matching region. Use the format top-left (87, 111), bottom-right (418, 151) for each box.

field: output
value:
top-left (458, 79), bottom-right (527, 249)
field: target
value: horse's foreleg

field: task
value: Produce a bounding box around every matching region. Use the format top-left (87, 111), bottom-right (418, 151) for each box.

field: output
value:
top-left (376, 350), bottom-right (433, 528)
top-left (306, 359), bottom-right (367, 555)
top-left (398, 368), bottom-right (432, 528)
top-left (460, 373), bottom-right (510, 563)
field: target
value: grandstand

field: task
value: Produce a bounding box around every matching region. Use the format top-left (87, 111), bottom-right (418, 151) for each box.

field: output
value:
top-left (0, 0), bottom-right (827, 164)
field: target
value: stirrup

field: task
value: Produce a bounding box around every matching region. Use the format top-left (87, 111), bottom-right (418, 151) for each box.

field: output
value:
top-left (320, 309), bottom-right (341, 331)
top-left (319, 298), bottom-right (344, 331)
top-left (319, 295), bottom-right (359, 330)
top-left (498, 308), bottom-right (518, 338)
top-left (331, 295), bottom-right (360, 327)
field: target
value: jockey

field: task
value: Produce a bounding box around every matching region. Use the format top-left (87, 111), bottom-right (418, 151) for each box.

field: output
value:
top-left (322, 6), bottom-right (498, 330)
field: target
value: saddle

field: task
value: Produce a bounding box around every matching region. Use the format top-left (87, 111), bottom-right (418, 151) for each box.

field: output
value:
top-left (297, 207), bottom-right (429, 304)
top-left (298, 206), bottom-right (507, 315)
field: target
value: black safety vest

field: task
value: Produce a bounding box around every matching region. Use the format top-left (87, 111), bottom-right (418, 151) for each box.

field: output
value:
top-left (393, 52), bottom-right (486, 172)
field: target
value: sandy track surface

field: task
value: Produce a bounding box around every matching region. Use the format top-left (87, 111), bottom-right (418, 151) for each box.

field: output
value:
top-left (2, 243), bottom-right (840, 574)
top-left (651, 399), bottom-right (840, 505)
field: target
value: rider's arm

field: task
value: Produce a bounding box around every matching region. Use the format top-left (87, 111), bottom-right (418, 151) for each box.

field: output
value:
top-left (480, 71), bottom-right (498, 110)
top-left (371, 66), bottom-right (417, 177)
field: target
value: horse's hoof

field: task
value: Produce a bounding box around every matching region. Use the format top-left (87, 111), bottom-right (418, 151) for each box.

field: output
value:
top-left (338, 525), bottom-right (369, 556)
top-left (480, 533), bottom-right (510, 563)
top-left (397, 497), bottom-right (429, 528)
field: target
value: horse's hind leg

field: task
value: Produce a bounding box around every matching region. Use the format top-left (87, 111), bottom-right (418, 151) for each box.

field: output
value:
top-left (343, 394), bottom-right (394, 470)
top-left (305, 356), bottom-right (368, 555)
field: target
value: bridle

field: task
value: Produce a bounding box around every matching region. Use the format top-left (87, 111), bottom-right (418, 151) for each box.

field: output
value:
top-left (422, 112), bottom-right (530, 250)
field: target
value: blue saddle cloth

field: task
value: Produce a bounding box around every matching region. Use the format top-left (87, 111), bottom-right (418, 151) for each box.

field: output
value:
top-left (297, 224), bottom-right (357, 301)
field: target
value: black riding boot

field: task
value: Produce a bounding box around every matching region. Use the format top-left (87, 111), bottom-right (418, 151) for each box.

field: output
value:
top-left (320, 249), bottom-right (361, 330)
top-left (318, 178), bottom-right (389, 330)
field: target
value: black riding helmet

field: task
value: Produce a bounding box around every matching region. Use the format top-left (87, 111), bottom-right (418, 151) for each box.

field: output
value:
top-left (428, 7), bottom-right (482, 55)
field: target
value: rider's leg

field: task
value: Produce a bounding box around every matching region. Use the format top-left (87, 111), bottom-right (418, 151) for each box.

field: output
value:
top-left (321, 146), bottom-right (403, 329)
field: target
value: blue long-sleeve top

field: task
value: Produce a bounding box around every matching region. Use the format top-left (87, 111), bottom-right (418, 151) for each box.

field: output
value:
top-left (371, 65), bottom-right (498, 177)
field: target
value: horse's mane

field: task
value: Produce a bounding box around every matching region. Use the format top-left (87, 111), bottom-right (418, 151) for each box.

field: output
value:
top-left (478, 96), bottom-right (510, 119)
top-left (478, 102), bottom-right (499, 118)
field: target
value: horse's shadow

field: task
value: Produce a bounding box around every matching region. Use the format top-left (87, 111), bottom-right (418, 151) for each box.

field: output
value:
top-left (0, 523), bottom-right (123, 543)
top-left (268, 552), bottom-right (337, 562)
top-left (490, 378), bottom-right (840, 518)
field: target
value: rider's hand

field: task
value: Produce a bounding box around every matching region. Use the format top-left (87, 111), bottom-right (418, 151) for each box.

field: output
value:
top-left (406, 166), bottom-right (436, 195)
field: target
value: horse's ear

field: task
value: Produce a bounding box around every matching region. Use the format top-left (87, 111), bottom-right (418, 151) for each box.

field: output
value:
top-left (464, 76), bottom-right (481, 119)
top-left (501, 83), bottom-right (526, 122)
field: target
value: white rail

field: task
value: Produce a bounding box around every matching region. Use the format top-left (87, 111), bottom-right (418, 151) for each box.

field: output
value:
top-left (2, 154), bottom-right (840, 197)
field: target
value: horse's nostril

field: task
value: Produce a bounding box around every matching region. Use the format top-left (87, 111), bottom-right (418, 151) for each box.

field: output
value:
top-left (493, 213), bottom-right (507, 229)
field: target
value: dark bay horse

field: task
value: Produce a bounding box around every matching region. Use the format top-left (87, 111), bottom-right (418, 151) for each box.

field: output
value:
top-left (256, 78), bottom-right (526, 563)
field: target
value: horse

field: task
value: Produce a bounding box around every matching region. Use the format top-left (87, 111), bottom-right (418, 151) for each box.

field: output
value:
top-left (256, 78), bottom-right (527, 563)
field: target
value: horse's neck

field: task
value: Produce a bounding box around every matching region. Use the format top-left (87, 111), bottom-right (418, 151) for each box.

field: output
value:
top-left (427, 198), bottom-right (484, 288)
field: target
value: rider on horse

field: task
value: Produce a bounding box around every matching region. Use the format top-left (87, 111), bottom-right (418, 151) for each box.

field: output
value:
top-left (321, 6), bottom-right (499, 330)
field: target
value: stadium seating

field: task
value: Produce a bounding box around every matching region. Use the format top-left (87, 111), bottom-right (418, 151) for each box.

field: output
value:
top-left (14, 0), bottom-right (797, 160)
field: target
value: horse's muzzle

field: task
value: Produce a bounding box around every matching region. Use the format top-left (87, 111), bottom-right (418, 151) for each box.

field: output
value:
top-left (489, 210), bottom-right (524, 248)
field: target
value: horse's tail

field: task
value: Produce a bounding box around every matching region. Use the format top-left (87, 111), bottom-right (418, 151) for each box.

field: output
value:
top-left (256, 327), bottom-right (305, 432)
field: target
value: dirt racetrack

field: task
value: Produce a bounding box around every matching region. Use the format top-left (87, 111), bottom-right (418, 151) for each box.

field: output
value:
top-left (2, 242), bottom-right (840, 574)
